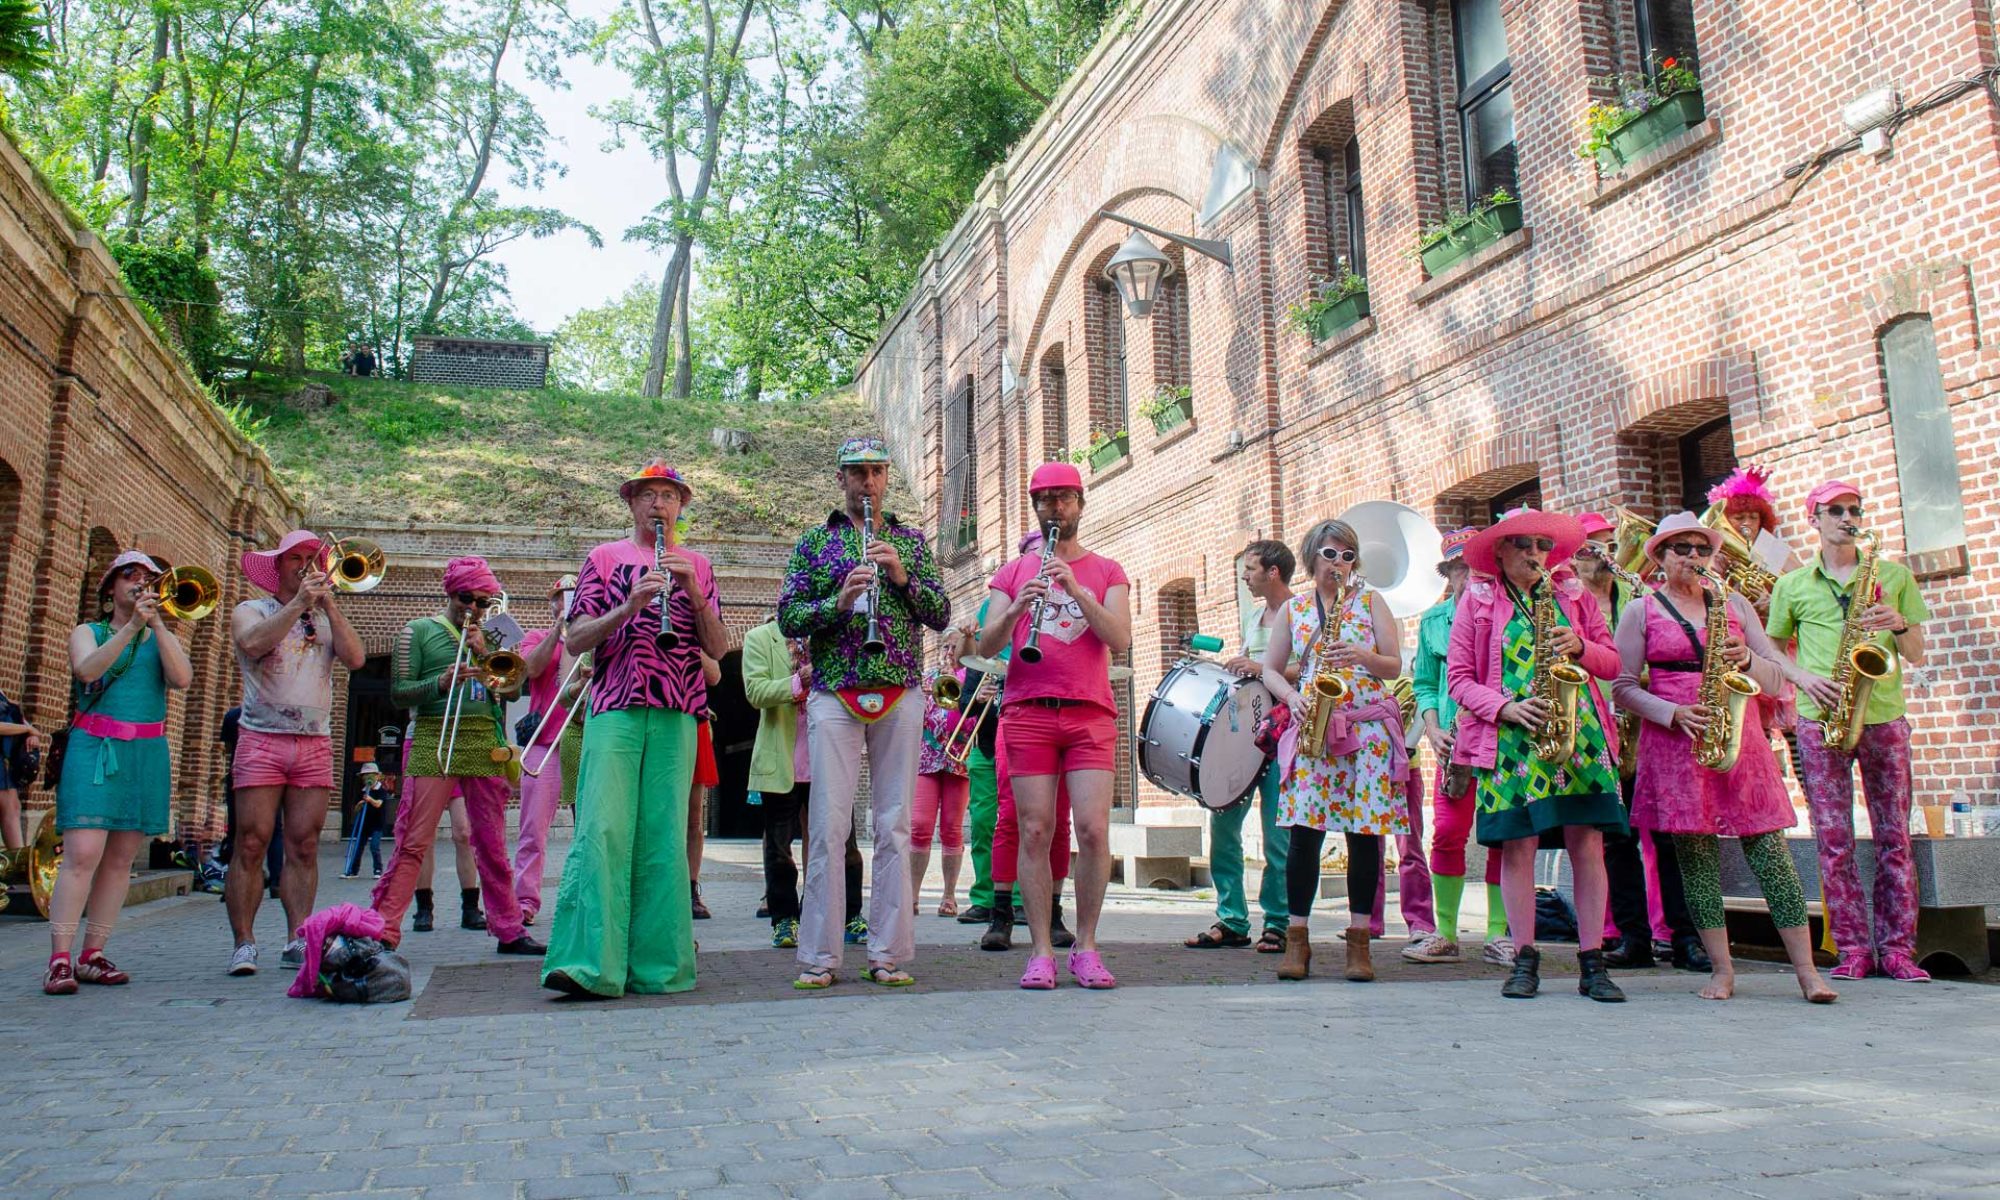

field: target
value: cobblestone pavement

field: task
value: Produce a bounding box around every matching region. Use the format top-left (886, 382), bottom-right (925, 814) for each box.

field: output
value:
top-left (3, 838), bottom-right (1998, 1199)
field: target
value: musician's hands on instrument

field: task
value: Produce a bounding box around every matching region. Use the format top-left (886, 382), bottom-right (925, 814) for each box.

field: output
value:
top-left (132, 588), bottom-right (163, 628)
top-left (864, 540), bottom-right (907, 587)
top-left (1669, 704), bottom-right (1711, 737)
top-left (1548, 626), bottom-right (1585, 658)
top-left (1501, 697), bottom-right (1551, 730)
top-left (1423, 716), bottom-right (1453, 758)
top-left (1224, 655), bottom-right (1260, 678)
top-left (465, 626), bottom-right (490, 655)
top-left (1320, 640), bottom-right (1360, 669)
top-left (1042, 557), bottom-right (1077, 595)
top-left (1859, 602), bottom-right (1906, 634)
top-left (297, 570), bottom-right (334, 610)
top-left (628, 568), bottom-right (671, 611)
top-left (1722, 635), bottom-right (1752, 670)
top-left (1010, 574), bottom-right (1050, 620)
top-left (660, 549), bottom-right (702, 590)
top-left (437, 663), bottom-right (482, 693)
top-left (837, 565), bottom-right (875, 612)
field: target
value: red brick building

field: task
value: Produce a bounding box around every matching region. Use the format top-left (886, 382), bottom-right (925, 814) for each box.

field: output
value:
top-left (854, 0), bottom-right (2000, 816)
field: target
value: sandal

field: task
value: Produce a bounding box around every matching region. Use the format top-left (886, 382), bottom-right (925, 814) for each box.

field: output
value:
top-left (1019, 954), bottom-right (1058, 990)
top-left (1184, 923), bottom-right (1252, 949)
top-left (1067, 949), bottom-right (1118, 990)
top-left (864, 964), bottom-right (915, 988)
top-left (792, 967), bottom-right (836, 990)
top-left (1254, 929), bottom-right (1287, 954)
top-left (936, 898), bottom-right (958, 918)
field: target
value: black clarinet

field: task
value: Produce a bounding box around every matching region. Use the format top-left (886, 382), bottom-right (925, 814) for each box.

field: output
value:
top-left (860, 497), bottom-right (886, 655)
top-left (651, 518), bottom-right (681, 652)
top-left (1016, 523), bottom-right (1060, 664)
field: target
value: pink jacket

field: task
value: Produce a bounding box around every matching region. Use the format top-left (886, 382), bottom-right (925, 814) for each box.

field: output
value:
top-left (1445, 568), bottom-right (1621, 771)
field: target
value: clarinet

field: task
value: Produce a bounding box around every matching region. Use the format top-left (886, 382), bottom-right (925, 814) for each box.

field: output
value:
top-left (860, 497), bottom-right (886, 655)
top-left (651, 518), bottom-right (681, 652)
top-left (1016, 523), bottom-right (1060, 664)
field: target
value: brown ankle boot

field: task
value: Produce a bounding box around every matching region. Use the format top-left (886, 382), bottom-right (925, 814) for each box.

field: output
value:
top-left (1344, 927), bottom-right (1375, 982)
top-left (1277, 926), bottom-right (1312, 980)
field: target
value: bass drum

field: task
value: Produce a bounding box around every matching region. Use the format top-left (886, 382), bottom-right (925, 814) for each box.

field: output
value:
top-left (1138, 659), bottom-right (1274, 810)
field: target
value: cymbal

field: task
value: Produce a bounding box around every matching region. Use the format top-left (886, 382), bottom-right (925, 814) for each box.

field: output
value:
top-left (960, 654), bottom-right (1009, 676)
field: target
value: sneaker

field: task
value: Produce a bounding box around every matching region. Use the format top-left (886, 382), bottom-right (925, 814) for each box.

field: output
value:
top-left (1402, 933), bottom-right (1462, 964)
top-left (372, 868), bottom-right (383, 878)
top-left (772, 918), bottom-right (799, 949)
top-left (279, 938), bottom-right (306, 969)
top-left (74, 951), bottom-right (131, 986)
top-left (496, 936), bottom-right (547, 956)
top-left (844, 916), bottom-right (868, 945)
top-left (1879, 953), bottom-right (1932, 982)
top-left (1829, 953), bottom-right (1875, 981)
top-left (43, 958), bottom-right (77, 996)
top-left (1481, 937), bottom-right (1516, 966)
top-left (338, 872), bottom-right (359, 879)
top-left (228, 944), bottom-right (259, 976)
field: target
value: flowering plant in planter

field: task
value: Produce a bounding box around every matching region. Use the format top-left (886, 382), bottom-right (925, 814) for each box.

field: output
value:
top-left (1578, 54), bottom-right (1705, 166)
top-left (1083, 427), bottom-right (1130, 470)
top-left (1412, 187), bottom-right (1521, 276)
top-left (1285, 259), bottom-right (1369, 339)
top-left (1137, 384), bottom-right (1195, 432)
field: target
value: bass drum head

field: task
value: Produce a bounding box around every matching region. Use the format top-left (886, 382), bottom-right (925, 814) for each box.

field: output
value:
top-left (1189, 675), bottom-right (1273, 810)
top-left (1137, 660), bottom-right (1273, 811)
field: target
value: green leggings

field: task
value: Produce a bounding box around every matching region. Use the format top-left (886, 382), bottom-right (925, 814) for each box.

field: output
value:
top-left (1674, 831), bottom-right (1807, 932)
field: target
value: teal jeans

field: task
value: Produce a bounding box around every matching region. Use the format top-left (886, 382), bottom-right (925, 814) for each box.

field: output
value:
top-left (1210, 760), bottom-right (1289, 936)
top-left (966, 746), bottom-right (997, 910)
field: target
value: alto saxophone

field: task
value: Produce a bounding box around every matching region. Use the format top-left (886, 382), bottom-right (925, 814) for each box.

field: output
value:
top-left (1821, 525), bottom-right (1894, 753)
top-left (1689, 567), bottom-right (1762, 772)
top-left (1300, 583), bottom-right (1353, 755)
top-left (1527, 570), bottom-right (1590, 764)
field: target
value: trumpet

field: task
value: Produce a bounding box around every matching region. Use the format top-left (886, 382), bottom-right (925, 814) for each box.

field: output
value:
top-left (942, 655), bottom-right (1006, 764)
top-left (318, 534), bottom-right (387, 592)
top-left (154, 565), bottom-right (221, 620)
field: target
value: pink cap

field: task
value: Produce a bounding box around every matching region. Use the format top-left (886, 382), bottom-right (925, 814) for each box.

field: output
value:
top-left (1577, 512), bottom-right (1615, 537)
top-left (1028, 462), bottom-right (1084, 494)
top-left (1804, 479), bottom-right (1861, 520)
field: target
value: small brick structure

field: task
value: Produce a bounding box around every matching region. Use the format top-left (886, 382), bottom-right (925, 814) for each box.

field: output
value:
top-left (409, 336), bottom-right (551, 389)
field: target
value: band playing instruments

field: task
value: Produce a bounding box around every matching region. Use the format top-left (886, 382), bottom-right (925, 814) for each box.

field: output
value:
top-left (30, 452), bottom-right (1942, 1006)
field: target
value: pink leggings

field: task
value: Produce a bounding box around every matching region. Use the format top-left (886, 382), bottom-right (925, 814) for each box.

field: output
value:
top-left (1430, 765), bottom-right (1501, 883)
top-left (912, 773), bottom-right (969, 852)
top-left (992, 728), bottom-right (1070, 886)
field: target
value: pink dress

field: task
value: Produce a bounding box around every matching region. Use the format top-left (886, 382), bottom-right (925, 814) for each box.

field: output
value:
top-left (1613, 594), bottom-right (1795, 837)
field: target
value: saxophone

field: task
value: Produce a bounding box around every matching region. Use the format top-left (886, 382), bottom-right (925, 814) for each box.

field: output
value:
top-left (1527, 570), bottom-right (1590, 763)
top-left (1689, 567), bottom-right (1763, 772)
top-left (1821, 526), bottom-right (1894, 753)
top-left (1300, 583), bottom-right (1353, 756)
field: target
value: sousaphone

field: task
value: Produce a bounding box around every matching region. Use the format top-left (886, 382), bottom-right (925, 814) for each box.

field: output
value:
top-left (0, 809), bottom-right (62, 917)
top-left (1336, 500), bottom-right (1447, 619)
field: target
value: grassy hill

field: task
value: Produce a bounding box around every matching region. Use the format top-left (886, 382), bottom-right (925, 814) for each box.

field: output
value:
top-left (232, 376), bottom-right (909, 535)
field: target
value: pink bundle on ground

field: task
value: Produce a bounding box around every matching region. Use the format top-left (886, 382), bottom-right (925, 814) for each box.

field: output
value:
top-left (287, 903), bottom-right (390, 998)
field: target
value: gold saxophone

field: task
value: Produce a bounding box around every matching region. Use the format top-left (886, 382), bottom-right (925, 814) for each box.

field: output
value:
top-left (1689, 567), bottom-right (1763, 771)
top-left (1821, 525), bottom-right (1894, 753)
top-left (1300, 583), bottom-right (1353, 755)
top-left (1528, 570), bottom-right (1590, 763)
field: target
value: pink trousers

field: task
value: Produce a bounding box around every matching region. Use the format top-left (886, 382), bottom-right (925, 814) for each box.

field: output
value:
top-left (1370, 771), bottom-right (1435, 936)
top-left (513, 753), bottom-right (563, 917)
top-left (912, 773), bottom-right (969, 852)
top-left (371, 774), bottom-right (525, 946)
top-left (1430, 765), bottom-right (1501, 883)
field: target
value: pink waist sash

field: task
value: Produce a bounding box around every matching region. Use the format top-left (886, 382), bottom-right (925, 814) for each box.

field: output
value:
top-left (74, 712), bottom-right (166, 740)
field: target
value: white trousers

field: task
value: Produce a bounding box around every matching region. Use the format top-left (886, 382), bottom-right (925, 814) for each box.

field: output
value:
top-left (798, 690), bottom-right (920, 970)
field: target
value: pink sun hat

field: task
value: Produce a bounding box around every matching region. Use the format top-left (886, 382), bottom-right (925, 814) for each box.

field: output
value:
top-left (1461, 508), bottom-right (1586, 577)
top-left (1642, 511), bottom-right (1722, 564)
top-left (240, 530), bottom-right (325, 595)
top-left (97, 549), bottom-right (165, 598)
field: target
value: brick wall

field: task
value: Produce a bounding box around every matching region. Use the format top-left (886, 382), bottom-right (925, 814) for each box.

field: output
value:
top-left (409, 337), bottom-right (551, 389)
top-left (852, 0), bottom-right (2000, 819)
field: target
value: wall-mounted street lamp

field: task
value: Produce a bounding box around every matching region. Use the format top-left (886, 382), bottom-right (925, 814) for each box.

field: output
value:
top-left (1098, 209), bottom-right (1234, 319)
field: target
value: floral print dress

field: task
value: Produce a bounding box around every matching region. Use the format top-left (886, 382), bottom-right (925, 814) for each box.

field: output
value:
top-left (1277, 590), bottom-right (1407, 836)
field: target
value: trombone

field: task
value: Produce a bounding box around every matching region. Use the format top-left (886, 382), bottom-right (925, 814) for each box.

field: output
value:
top-left (439, 593), bottom-right (526, 766)
top-left (523, 649), bottom-right (592, 778)
top-left (941, 655), bottom-right (1006, 764)
top-left (317, 532), bottom-right (387, 592)
top-left (154, 565), bottom-right (222, 620)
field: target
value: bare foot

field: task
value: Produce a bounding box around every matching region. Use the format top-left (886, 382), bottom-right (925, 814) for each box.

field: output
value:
top-left (1698, 972), bottom-right (1735, 1000)
top-left (1798, 971), bottom-right (1838, 1004)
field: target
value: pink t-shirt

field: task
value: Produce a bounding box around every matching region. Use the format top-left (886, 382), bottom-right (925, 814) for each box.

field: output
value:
top-left (989, 550), bottom-right (1129, 716)
top-left (571, 538), bottom-right (719, 716)
top-left (518, 628), bottom-right (571, 745)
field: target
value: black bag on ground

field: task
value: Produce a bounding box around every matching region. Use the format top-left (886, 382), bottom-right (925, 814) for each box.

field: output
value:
top-left (1534, 886), bottom-right (1579, 943)
top-left (318, 935), bottom-right (413, 1004)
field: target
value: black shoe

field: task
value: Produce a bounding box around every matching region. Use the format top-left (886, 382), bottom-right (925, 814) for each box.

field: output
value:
top-left (1601, 934), bottom-right (1655, 969)
top-left (691, 883), bottom-right (712, 920)
top-left (461, 888), bottom-right (487, 931)
top-left (413, 889), bottom-right (435, 933)
top-left (957, 904), bottom-right (991, 925)
top-left (1050, 900), bottom-right (1076, 949)
top-left (1670, 935), bottom-right (1712, 972)
top-left (1502, 945), bottom-right (1541, 999)
top-left (1577, 948), bottom-right (1627, 1002)
top-left (980, 906), bottom-right (1014, 952)
top-left (544, 969), bottom-right (606, 998)
top-left (755, 894), bottom-right (770, 919)
top-left (497, 936), bottom-right (547, 956)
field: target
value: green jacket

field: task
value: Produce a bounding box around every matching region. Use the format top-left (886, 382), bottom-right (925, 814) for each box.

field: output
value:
top-left (1411, 597), bottom-right (1458, 732)
top-left (392, 615), bottom-right (502, 725)
top-left (742, 621), bottom-right (803, 794)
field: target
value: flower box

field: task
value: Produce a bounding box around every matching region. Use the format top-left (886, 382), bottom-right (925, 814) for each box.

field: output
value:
top-left (954, 517), bottom-right (977, 551)
top-left (1601, 89), bottom-right (1706, 170)
top-left (1311, 291), bottom-right (1371, 341)
top-left (1088, 433), bottom-right (1130, 472)
top-left (1419, 199), bottom-right (1524, 277)
top-left (1148, 391), bottom-right (1194, 434)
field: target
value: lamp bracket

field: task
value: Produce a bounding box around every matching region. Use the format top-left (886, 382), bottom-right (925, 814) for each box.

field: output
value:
top-left (1097, 210), bottom-right (1234, 270)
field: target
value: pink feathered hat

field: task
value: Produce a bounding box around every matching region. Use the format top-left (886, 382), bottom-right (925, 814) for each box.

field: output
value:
top-left (1708, 465), bottom-right (1780, 534)
top-left (1462, 508), bottom-right (1585, 577)
top-left (240, 530), bottom-right (324, 595)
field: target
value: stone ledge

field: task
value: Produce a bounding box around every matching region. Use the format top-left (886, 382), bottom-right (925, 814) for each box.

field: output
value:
top-left (1910, 543), bottom-right (1970, 581)
top-left (1305, 315), bottom-right (1376, 367)
top-left (1408, 227), bottom-right (1533, 305)
top-left (1587, 117), bottom-right (1723, 208)
top-left (1148, 419), bottom-right (1198, 454)
top-left (1088, 451), bottom-right (1134, 485)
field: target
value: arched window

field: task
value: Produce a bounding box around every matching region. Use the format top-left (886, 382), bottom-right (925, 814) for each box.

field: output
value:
top-left (80, 526), bottom-right (120, 621)
top-left (1881, 316), bottom-right (1965, 554)
top-left (1090, 279), bottom-right (1129, 434)
top-left (1039, 345), bottom-right (1069, 460)
top-left (1634, 0), bottom-right (1697, 69)
top-left (1149, 244), bottom-right (1191, 399)
top-left (0, 458), bottom-right (19, 613)
top-left (941, 375), bottom-right (977, 558)
top-left (1342, 135), bottom-right (1368, 278)
top-left (1452, 0), bottom-right (1517, 203)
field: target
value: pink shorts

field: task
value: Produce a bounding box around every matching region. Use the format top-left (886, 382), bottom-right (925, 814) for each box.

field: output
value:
top-left (232, 730), bottom-right (334, 790)
top-left (999, 703), bottom-right (1117, 777)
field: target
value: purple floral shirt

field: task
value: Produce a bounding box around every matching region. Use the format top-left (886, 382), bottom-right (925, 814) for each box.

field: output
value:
top-left (778, 509), bottom-right (950, 692)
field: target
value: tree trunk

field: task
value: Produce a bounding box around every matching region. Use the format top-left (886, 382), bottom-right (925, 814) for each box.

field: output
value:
top-left (673, 254), bottom-right (692, 400)
top-left (123, 8), bottom-right (171, 237)
top-left (641, 235), bottom-right (690, 399)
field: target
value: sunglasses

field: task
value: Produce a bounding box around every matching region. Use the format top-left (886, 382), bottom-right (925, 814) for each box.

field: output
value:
top-left (1663, 542), bottom-right (1716, 558)
top-left (453, 592), bottom-right (497, 609)
top-left (297, 611), bottom-right (318, 647)
top-left (1317, 546), bottom-right (1357, 563)
top-left (1820, 503), bottom-right (1865, 519)
top-left (1504, 536), bottom-right (1557, 553)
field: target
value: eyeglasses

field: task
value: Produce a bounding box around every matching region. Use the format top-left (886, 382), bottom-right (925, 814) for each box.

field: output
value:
top-left (1504, 536), bottom-right (1557, 553)
top-left (1663, 542), bottom-right (1716, 558)
top-left (1317, 546), bottom-right (1357, 563)
top-left (1035, 490), bottom-right (1083, 507)
top-left (453, 592), bottom-right (497, 609)
top-left (1820, 503), bottom-right (1865, 519)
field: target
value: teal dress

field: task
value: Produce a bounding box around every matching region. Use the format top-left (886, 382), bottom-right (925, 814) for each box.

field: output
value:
top-left (57, 623), bottom-right (172, 835)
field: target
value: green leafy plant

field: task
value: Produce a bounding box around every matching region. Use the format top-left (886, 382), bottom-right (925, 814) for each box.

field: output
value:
top-left (1136, 383), bottom-right (1193, 421)
top-left (1285, 258), bottom-right (1369, 335)
top-left (1577, 53), bottom-right (1703, 160)
top-left (1416, 187), bottom-right (1516, 253)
